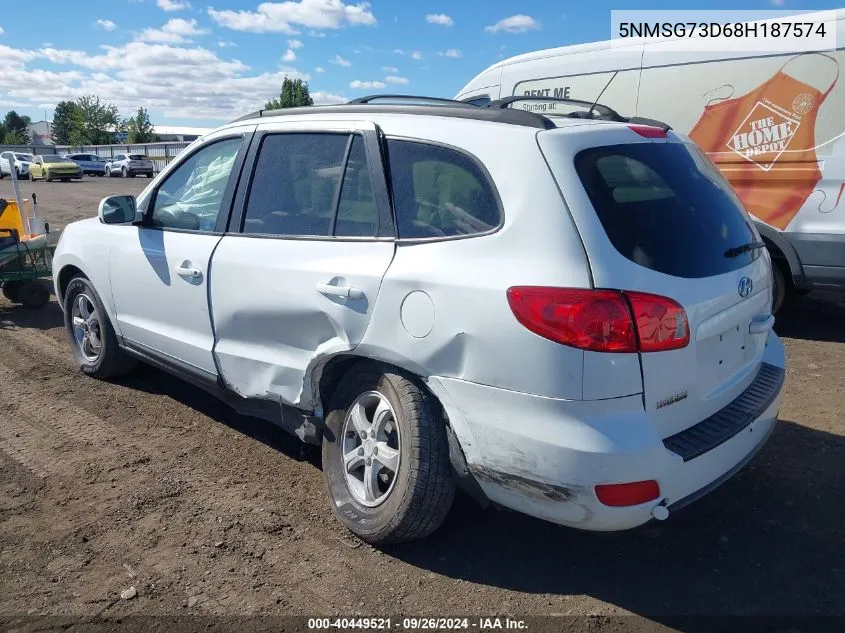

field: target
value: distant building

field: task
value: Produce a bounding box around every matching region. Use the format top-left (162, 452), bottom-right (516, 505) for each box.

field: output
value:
top-left (26, 121), bottom-right (53, 145)
top-left (152, 126), bottom-right (213, 142)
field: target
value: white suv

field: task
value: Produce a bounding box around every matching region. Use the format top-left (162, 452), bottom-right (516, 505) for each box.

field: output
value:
top-left (0, 151), bottom-right (34, 179)
top-left (52, 97), bottom-right (786, 543)
top-left (105, 153), bottom-right (155, 178)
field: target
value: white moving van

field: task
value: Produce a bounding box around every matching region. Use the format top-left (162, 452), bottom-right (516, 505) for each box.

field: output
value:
top-left (456, 11), bottom-right (845, 311)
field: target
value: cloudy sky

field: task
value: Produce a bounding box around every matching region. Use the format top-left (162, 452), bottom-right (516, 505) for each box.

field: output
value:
top-left (0, 0), bottom-right (833, 127)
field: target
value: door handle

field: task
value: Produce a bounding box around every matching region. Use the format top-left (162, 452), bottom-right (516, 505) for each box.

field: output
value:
top-left (749, 315), bottom-right (775, 335)
top-left (317, 282), bottom-right (364, 300)
top-left (175, 265), bottom-right (202, 279)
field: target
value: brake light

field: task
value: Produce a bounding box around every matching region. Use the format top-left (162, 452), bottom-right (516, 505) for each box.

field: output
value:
top-left (628, 124), bottom-right (667, 138)
top-left (595, 480), bottom-right (660, 507)
top-left (506, 287), bottom-right (689, 353)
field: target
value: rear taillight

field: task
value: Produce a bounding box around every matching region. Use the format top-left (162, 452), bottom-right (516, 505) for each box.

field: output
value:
top-left (628, 124), bottom-right (667, 138)
top-left (507, 287), bottom-right (689, 353)
top-left (595, 480), bottom-right (660, 507)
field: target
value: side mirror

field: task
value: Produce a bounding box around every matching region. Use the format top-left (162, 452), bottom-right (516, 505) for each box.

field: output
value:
top-left (98, 195), bottom-right (138, 225)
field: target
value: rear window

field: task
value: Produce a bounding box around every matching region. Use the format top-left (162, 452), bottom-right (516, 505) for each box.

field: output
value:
top-left (128, 154), bottom-right (147, 160)
top-left (574, 143), bottom-right (759, 278)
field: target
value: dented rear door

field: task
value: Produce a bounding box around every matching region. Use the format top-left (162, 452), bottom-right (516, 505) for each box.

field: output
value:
top-left (210, 119), bottom-right (395, 407)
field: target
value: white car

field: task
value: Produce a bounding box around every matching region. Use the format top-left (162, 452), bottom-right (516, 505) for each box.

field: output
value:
top-left (105, 153), bottom-right (155, 178)
top-left (51, 97), bottom-right (786, 543)
top-left (0, 151), bottom-right (34, 180)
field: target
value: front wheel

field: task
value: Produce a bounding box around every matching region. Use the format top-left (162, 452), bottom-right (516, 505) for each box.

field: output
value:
top-left (63, 275), bottom-right (136, 378)
top-left (322, 365), bottom-right (455, 544)
top-left (121, 167), bottom-right (128, 178)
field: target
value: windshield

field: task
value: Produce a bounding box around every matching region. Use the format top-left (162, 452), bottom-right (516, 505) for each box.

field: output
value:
top-left (15, 154), bottom-right (33, 161)
top-left (41, 155), bottom-right (69, 163)
top-left (128, 154), bottom-right (148, 160)
top-left (574, 142), bottom-right (759, 278)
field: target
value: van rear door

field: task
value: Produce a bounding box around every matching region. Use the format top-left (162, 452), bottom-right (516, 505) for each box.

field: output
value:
top-left (539, 125), bottom-right (778, 439)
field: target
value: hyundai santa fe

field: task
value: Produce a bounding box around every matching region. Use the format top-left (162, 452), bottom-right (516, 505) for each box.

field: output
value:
top-left (52, 96), bottom-right (786, 543)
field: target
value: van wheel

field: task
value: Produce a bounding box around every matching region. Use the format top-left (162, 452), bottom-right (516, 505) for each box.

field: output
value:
top-left (63, 275), bottom-right (136, 378)
top-left (322, 365), bottom-right (455, 544)
top-left (771, 263), bottom-right (786, 314)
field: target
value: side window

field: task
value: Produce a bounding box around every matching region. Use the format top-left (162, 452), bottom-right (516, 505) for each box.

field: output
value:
top-left (335, 136), bottom-right (378, 237)
top-left (150, 137), bottom-right (242, 232)
top-left (243, 133), bottom-right (348, 237)
top-left (386, 139), bottom-right (501, 239)
top-left (463, 96), bottom-right (491, 107)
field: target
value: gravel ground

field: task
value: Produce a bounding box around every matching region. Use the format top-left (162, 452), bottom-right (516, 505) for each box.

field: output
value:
top-left (1, 178), bottom-right (843, 629)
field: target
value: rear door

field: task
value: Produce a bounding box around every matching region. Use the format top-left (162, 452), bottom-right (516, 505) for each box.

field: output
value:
top-left (539, 126), bottom-right (776, 438)
top-left (210, 120), bottom-right (395, 407)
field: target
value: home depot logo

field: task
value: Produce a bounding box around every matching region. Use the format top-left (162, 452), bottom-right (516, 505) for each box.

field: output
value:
top-left (726, 101), bottom-right (800, 172)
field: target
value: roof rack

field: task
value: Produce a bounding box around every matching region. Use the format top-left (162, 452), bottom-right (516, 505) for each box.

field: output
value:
top-left (346, 94), bottom-right (476, 107)
top-left (486, 96), bottom-right (672, 131)
top-left (231, 102), bottom-right (556, 130)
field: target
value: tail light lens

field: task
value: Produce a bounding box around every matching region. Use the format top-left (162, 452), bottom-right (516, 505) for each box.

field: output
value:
top-left (628, 124), bottom-right (667, 138)
top-left (595, 480), bottom-right (660, 507)
top-left (507, 287), bottom-right (689, 353)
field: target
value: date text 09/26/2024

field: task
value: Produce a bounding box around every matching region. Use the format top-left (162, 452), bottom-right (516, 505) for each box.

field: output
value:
top-left (307, 617), bottom-right (528, 630)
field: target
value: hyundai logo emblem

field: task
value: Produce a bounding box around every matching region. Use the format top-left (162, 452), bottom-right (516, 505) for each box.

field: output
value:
top-left (738, 276), bottom-right (753, 298)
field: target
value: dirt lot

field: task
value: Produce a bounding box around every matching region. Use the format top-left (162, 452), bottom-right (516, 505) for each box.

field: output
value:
top-left (1, 178), bottom-right (844, 628)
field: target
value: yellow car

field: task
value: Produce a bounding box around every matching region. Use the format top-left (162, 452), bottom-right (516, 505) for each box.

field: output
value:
top-left (29, 155), bottom-right (83, 182)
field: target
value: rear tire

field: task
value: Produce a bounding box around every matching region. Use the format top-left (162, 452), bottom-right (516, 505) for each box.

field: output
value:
top-left (18, 281), bottom-right (50, 309)
top-left (63, 275), bottom-right (136, 378)
top-left (771, 263), bottom-right (786, 314)
top-left (322, 364), bottom-right (455, 544)
top-left (2, 281), bottom-right (22, 302)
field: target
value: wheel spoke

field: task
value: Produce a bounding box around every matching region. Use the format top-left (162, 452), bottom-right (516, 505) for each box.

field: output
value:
top-left (372, 398), bottom-right (393, 435)
top-left (349, 402), bottom-right (370, 436)
top-left (76, 295), bottom-right (91, 320)
top-left (72, 316), bottom-right (85, 328)
top-left (363, 461), bottom-right (380, 502)
top-left (81, 332), bottom-right (92, 356)
top-left (374, 442), bottom-right (399, 474)
top-left (343, 447), bottom-right (365, 473)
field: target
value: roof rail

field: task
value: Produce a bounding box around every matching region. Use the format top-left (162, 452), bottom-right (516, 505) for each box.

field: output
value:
top-left (230, 103), bottom-right (556, 130)
top-left (347, 94), bottom-right (476, 107)
top-left (487, 96), bottom-right (672, 131)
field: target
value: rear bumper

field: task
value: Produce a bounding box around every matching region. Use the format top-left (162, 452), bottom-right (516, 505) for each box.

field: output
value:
top-left (430, 332), bottom-right (786, 531)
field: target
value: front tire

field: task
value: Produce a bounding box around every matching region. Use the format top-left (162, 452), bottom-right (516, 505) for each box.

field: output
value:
top-left (322, 364), bottom-right (455, 544)
top-left (121, 167), bottom-right (128, 178)
top-left (63, 275), bottom-right (136, 378)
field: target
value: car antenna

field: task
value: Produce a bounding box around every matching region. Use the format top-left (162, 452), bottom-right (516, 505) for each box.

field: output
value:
top-left (587, 71), bottom-right (619, 119)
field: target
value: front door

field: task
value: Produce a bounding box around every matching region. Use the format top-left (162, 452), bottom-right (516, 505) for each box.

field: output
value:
top-left (109, 129), bottom-right (254, 378)
top-left (210, 122), bottom-right (396, 406)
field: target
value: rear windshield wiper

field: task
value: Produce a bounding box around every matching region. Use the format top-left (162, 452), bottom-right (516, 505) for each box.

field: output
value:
top-left (724, 241), bottom-right (766, 258)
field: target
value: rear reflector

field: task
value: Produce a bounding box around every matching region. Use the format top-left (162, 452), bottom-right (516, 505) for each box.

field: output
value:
top-left (628, 124), bottom-right (667, 138)
top-left (595, 480), bottom-right (660, 507)
top-left (507, 287), bottom-right (689, 353)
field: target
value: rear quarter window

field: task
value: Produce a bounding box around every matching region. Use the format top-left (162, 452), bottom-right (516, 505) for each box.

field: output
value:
top-left (575, 142), bottom-right (759, 278)
top-left (386, 139), bottom-right (501, 239)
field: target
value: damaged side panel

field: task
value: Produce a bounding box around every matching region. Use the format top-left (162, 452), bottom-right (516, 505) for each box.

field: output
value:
top-left (208, 235), bottom-right (395, 408)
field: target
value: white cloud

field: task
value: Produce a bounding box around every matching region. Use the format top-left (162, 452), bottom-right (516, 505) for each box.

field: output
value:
top-left (282, 48), bottom-right (296, 61)
top-left (384, 75), bottom-right (408, 85)
top-left (288, 38), bottom-right (304, 48)
top-left (438, 48), bottom-right (462, 58)
top-left (217, 40), bottom-right (237, 47)
top-left (411, 51), bottom-right (423, 60)
top-left (330, 53), bottom-right (351, 67)
top-left (485, 15), bottom-right (540, 33)
top-left (381, 65), bottom-right (398, 72)
top-left (137, 18), bottom-right (209, 43)
top-left (349, 80), bottom-right (385, 89)
top-left (157, 0), bottom-right (192, 11)
top-left (393, 48), bottom-right (404, 55)
top-left (312, 91), bottom-right (347, 104)
top-left (426, 13), bottom-right (453, 27)
top-left (208, 0), bottom-right (376, 34)
top-left (96, 19), bottom-right (118, 31)
top-left (315, 66), bottom-right (325, 73)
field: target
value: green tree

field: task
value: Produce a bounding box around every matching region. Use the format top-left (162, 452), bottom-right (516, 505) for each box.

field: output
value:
top-left (3, 110), bottom-right (28, 135)
top-left (125, 107), bottom-right (155, 143)
top-left (70, 95), bottom-right (121, 145)
top-left (52, 101), bottom-right (81, 145)
top-left (3, 129), bottom-right (29, 145)
top-left (265, 77), bottom-right (314, 110)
